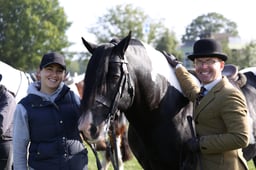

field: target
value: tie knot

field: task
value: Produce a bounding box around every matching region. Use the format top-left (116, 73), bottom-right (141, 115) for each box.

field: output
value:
top-left (200, 86), bottom-right (206, 96)
top-left (196, 86), bottom-right (206, 106)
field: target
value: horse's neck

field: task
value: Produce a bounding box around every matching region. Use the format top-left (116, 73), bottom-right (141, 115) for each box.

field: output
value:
top-left (140, 42), bottom-right (183, 93)
top-left (141, 43), bottom-right (200, 94)
top-left (129, 43), bottom-right (197, 110)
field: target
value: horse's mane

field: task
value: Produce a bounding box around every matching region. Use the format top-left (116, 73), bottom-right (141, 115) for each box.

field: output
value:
top-left (82, 44), bottom-right (111, 108)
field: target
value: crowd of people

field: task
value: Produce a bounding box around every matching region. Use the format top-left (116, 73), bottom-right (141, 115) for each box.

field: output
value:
top-left (0, 38), bottom-right (252, 170)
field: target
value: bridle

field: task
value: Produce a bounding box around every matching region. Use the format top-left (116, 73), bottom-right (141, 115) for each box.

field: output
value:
top-left (83, 47), bottom-right (134, 170)
top-left (100, 55), bottom-right (134, 170)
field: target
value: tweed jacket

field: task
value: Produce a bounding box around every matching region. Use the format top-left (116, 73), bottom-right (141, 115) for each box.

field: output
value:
top-left (176, 66), bottom-right (249, 170)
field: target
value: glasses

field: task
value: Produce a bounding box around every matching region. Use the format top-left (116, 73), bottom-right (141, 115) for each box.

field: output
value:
top-left (194, 59), bottom-right (220, 67)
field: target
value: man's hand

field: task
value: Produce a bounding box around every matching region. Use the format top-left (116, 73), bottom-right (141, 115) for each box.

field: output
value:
top-left (162, 51), bottom-right (181, 67)
top-left (185, 137), bottom-right (200, 153)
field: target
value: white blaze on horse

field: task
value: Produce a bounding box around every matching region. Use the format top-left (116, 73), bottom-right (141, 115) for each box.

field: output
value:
top-left (78, 32), bottom-right (256, 170)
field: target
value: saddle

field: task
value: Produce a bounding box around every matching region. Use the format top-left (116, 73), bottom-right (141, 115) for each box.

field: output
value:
top-left (222, 64), bottom-right (238, 80)
top-left (222, 64), bottom-right (247, 88)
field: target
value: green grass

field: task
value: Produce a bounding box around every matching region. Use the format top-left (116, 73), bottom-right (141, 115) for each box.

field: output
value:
top-left (86, 143), bottom-right (142, 170)
top-left (248, 160), bottom-right (255, 170)
top-left (86, 142), bottom-right (255, 170)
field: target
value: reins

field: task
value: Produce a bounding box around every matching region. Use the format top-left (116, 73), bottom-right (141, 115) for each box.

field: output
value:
top-left (80, 133), bottom-right (102, 170)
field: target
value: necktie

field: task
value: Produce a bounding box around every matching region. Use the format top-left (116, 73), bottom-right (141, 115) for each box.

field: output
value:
top-left (196, 86), bottom-right (206, 106)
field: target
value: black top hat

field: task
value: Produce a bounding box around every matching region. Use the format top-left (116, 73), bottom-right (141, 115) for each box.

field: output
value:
top-left (188, 38), bottom-right (228, 61)
top-left (40, 52), bottom-right (66, 70)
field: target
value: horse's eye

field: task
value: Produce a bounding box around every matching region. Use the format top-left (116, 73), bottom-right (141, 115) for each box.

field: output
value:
top-left (112, 74), bottom-right (120, 81)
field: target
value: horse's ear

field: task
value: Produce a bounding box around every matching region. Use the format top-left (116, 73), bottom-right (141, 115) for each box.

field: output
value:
top-left (81, 37), bottom-right (97, 54)
top-left (115, 31), bottom-right (131, 59)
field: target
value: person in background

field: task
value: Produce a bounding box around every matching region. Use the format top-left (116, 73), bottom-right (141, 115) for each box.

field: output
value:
top-left (165, 38), bottom-right (249, 170)
top-left (0, 74), bottom-right (16, 170)
top-left (13, 52), bottom-right (88, 170)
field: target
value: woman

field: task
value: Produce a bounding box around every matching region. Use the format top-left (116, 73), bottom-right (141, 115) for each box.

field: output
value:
top-left (13, 52), bottom-right (88, 170)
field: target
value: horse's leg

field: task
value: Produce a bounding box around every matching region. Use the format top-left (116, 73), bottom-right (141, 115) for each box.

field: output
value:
top-left (116, 135), bottom-right (124, 170)
top-left (120, 129), bottom-right (133, 162)
top-left (128, 125), bottom-right (151, 170)
top-left (100, 150), bottom-right (111, 170)
top-left (100, 135), bottom-right (123, 170)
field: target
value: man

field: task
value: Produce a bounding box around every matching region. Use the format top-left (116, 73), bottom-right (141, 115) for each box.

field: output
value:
top-left (166, 39), bottom-right (249, 170)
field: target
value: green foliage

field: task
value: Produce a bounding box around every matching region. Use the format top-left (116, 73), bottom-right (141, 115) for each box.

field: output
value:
top-left (0, 0), bottom-right (71, 71)
top-left (182, 12), bottom-right (238, 43)
top-left (240, 41), bottom-right (256, 68)
top-left (89, 4), bottom-right (164, 44)
top-left (89, 4), bottom-right (147, 42)
top-left (154, 28), bottom-right (183, 59)
top-left (88, 3), bottom-right (181, 60)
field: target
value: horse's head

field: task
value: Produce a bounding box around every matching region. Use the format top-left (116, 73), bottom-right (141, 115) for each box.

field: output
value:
top-left (78, 32), bottom-right (135, 142)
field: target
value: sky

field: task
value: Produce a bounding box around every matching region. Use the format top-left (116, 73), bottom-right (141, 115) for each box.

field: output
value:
top-left (59, 0), bottom-right (256, 53)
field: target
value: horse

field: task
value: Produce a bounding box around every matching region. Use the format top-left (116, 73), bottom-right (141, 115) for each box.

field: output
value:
top-left (238, 67), bottom-right (256, 165)
top-left (75, 79), bottom-right (133, 170)
top-left (78, 32), bottom-right (198, 170)
top-left (78, 32), bottom-right (256, 169)
top-left (0, 61), bottom-right (34, 102)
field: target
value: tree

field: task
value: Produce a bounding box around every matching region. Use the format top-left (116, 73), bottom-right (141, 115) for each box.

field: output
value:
top-left (154, 28), bottom-right (182, 59)
top-left (182, 12), bottom-right (238, 43)
top-left (87, 3), bottom-right (182, 62)
top-left (0, 0), bottom-right (71, 71)
top-left (89, 4), bottom-right (165, 44)
top-left (239, 41), bottom-right (256, 68)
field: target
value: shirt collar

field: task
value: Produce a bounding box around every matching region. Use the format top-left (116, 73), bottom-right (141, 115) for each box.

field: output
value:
top-left (202, 76), bottom-right (222, 92)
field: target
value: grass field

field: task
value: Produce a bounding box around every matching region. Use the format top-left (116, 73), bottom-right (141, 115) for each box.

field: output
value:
top-left (86, 143), bottom-right (255, 170)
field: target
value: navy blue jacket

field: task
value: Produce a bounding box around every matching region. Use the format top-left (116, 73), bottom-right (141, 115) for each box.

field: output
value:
top-left (19, 85), bottom-right (88, 170)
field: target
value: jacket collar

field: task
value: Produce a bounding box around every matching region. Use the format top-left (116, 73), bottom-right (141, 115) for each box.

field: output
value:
top-left (195, 76), bottom-right (228, 118)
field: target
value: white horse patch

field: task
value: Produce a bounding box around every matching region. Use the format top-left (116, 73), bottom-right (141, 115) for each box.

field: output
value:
top-left (142, 42), bottom-right (200, 94)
